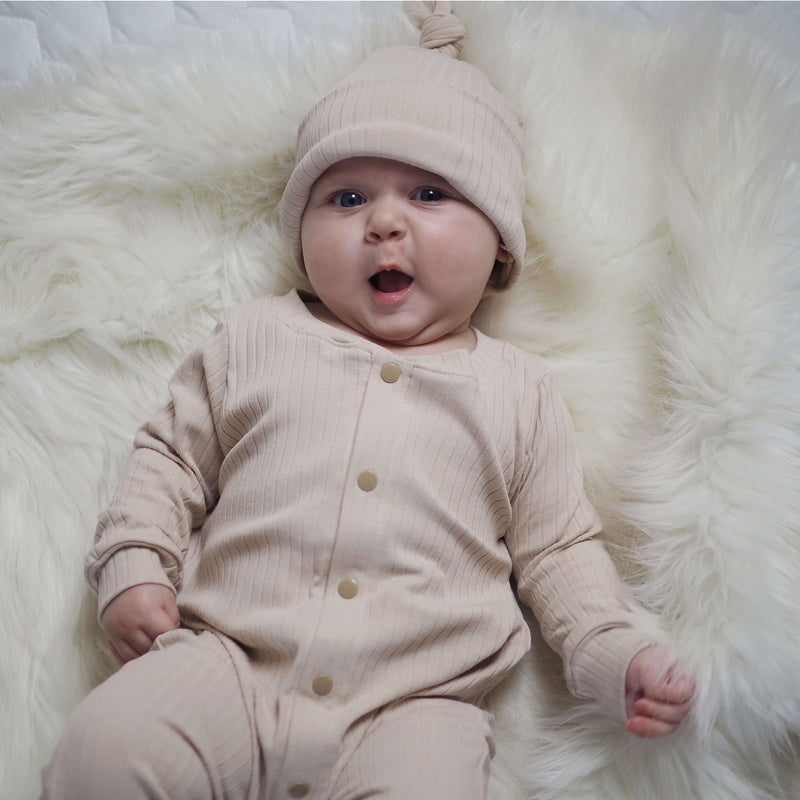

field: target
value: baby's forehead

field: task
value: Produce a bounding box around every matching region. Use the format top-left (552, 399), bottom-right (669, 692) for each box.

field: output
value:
top-left (313, 157), bottom-right (450, 187)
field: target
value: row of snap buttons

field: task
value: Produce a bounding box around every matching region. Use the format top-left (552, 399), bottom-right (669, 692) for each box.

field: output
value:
top-left (290, 363), bottom-right (399, 797)
top-left (357, 364), bottom-right (399, 494)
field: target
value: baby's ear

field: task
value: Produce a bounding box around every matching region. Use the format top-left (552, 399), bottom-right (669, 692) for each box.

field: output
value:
top-left (486, 245), bottom-right (511, 292)
top-left (484, 261), bottom-right (505, 294)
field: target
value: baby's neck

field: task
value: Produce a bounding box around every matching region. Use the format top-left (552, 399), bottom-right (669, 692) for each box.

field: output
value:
top-left (302, 299), bottom-right (476, 357)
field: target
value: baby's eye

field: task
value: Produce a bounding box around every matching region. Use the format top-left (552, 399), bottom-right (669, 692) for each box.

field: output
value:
top-left (332, 190), bottom-right (366, 208)
top-left (413, 187), bottom-right (446, 203)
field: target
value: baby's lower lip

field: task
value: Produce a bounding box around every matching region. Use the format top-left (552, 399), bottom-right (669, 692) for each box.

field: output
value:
top-left (370, 281), bottom-right (414, 306)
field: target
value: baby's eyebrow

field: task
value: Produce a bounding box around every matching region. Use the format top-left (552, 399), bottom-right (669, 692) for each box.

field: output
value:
top-left (315, 175), bottom-right (357, 192)
top-left (310, 180), bottom-right (347, 198)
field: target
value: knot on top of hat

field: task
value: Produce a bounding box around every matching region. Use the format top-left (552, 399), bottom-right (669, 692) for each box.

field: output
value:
top-left (403, 1), bottom-right (467, 58)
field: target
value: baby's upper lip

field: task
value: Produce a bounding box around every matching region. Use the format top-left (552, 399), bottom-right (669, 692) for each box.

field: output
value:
top-left (369, 263), bottom-right (406, 278)
top-left (372, 261), bottom-right (412, 276)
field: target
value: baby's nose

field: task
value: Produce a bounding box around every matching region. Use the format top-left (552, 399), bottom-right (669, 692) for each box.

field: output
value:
top-left (365, 201), bottom-right (406, 243)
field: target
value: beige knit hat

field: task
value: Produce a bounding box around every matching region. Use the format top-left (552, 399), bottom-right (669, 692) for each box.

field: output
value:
top-left (279, 0), bottom-right (525, 289)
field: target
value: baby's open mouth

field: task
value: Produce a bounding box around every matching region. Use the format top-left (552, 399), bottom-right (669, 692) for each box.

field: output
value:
top-left (369, 269), bottom-right (413, 294)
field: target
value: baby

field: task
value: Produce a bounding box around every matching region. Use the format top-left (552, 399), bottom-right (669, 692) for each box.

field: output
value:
top-left (43, 4), bottom-right (694, 799)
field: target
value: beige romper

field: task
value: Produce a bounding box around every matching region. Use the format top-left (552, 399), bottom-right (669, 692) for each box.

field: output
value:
top-left (43, 290), bottom-right (649, 799)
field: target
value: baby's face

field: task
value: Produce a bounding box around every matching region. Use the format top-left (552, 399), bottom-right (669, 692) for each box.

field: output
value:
top-left (300, 157), bottom-right (506, 349)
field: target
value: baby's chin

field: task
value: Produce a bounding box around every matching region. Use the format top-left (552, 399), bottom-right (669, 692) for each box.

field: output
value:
top-left (356, 318), bottom-right (474, 355)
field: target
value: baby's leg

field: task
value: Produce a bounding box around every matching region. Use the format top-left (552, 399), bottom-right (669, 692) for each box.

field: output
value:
top-left (41, 629), bottom-right (261, 800)
top-left (332, 698), bottom-right (494, 800)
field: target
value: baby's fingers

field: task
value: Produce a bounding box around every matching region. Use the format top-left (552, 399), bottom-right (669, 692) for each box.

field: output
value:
top-left (626, 692), bottom-right (693, 738)
top-left (140, 605), bottom-right (180, 642)
top-left (107, 628), bottom-right (156, 665)
top-left (647, 668), bottom-right (696, 705)
top-left (626, 714), bottom-right (681, 738)
top-left (108, 637), bottom-right (142, 666)
top-left (633, 695), bottom-right (693, 725)
top-left (108, 640), bottom-right (126, 666)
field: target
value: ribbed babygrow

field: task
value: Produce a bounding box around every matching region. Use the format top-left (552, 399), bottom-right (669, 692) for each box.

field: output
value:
top-left (80, 289), bottom-right (649, 796)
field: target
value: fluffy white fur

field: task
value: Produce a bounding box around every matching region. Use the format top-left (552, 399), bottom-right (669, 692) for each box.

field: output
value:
top-left (1, 4), bottom-right (798, 799)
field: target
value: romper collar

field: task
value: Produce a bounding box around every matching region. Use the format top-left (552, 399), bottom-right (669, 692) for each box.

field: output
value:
top-left (270, 289), bottom-right (503, 378)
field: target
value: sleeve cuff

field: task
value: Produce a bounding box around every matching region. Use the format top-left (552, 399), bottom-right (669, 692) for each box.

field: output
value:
top-left (96, 547), bottom-right (175, 621)
top-left (566, 626), bottom-right (653, 723)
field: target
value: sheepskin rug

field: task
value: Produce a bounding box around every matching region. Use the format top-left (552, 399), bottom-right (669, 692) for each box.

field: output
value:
top-left (2, 3), bottom-right (799, 798)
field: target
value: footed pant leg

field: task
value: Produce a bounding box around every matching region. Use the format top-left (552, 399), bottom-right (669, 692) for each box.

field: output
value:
top-left (331, 698), bottom-right (495, 800)
top-left (41, 629), bottom-right (262, 800)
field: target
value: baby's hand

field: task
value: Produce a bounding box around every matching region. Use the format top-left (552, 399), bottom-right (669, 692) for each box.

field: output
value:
top-left (101, 583), bottom-right (180, 665)
top-left (625, 645), bottom-right (696, 738)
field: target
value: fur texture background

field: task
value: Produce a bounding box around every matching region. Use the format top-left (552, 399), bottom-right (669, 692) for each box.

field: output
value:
top-left (1, 3), bottom-right (798, 798)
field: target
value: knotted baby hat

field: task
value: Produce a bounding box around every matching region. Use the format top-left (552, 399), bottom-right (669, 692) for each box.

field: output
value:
top-left (279, 0), bottom-right (525, 289)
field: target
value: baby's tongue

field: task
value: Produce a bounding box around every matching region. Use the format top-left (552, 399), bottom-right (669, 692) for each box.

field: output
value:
top-left (375, 270), bottom-right (412, 293)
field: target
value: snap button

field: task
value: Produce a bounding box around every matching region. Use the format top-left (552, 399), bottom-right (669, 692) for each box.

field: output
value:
top-left (288, 782), bottom-right (310, 798)
top-left (337, 578), bottom-right (359, 599)
top-left (357, 470), bottom-right (378, 492)
top-left (380, 362), bottom-right (401, 383)
top-left (312, 674), bottom-right (333, 696)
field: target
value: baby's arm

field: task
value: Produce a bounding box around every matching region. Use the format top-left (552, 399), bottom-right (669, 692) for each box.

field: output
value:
top-left (86, 318), bottom-right (230, 634)
top-left (625, 644), bottom-right (696, 737)
top-left (101, 583), bottom-right (180, 665)
top-left (508, 369), bottom-right (696, 726)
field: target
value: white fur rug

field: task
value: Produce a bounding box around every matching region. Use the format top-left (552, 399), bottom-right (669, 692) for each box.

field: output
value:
top-left (1, 3), bottom-right (799, 799)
